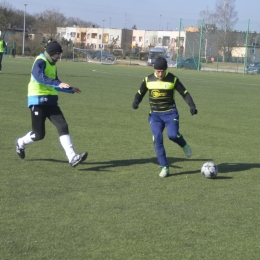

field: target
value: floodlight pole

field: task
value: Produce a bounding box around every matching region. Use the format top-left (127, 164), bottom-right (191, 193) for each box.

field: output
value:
top-left (22, 3), bottom-right (27, 57)
top-left (243, 20), bottom-right (250, 74)
top-left (254, 36), bottom-right (258, 61)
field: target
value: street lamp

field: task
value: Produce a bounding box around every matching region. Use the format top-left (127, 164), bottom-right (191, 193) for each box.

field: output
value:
top-left (101, 19), bottom-right (105, 62)
top-left (159, 14), bottom-right (162, 30)
top-left (22, 3), bottom-right (27, 57)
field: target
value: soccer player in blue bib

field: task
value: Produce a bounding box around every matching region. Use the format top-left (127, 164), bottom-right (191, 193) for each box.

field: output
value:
top-left (132, 57), bottom-right (198, 177)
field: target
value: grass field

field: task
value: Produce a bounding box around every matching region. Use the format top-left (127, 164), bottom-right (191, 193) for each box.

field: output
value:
top-left (1, 57), bottom-right (260, 260)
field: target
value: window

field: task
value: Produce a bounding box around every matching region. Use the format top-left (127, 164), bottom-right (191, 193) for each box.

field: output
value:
top-left (145, 37), bottom-right (149, 43)
top-left (87, 34), bottom-right (91, 39)
top-left (158, 37), bottom-right (162, 43)
top-left (139, 37), bottom-right (143, 42)
top-left (250, 49), bottom-right (255, 55)
top-left (133, 36), bottom-right (136, 41)
top-left (77, 33), bottom-right (79, 38)
top-left (99, 34), bottom-right (101, 39)
top-left (110, 35), bottom-right (114, 40)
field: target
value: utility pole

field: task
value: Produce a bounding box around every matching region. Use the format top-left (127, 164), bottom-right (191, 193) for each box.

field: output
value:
top-left (22, 3), bottom-right (27, 57)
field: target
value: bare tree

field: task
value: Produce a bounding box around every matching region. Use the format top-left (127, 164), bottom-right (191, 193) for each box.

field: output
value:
top-left (34, 8), bottom-right (66, 40)
top-left (214, 0), bottom-right (238, 61)
top-left (215, 0), bottom-right (238, 31)
top-left (65, 17), bottom-right (99, 28)
top-left (199, 7), bottom-right (217, 60)
top-left (0, 2), bottom-right (18, 38)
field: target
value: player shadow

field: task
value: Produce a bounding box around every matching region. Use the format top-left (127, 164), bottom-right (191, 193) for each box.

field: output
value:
top-left (81, 160), bottom-right (260, 179)
top-left (179, 162), bottom-right (260, 180)
top-left (27, 159), bottom-right (260, 179)
top-left (217, 162), bottom-right (260, 174)
top-left (78, 157), bottom-right (210, 174)
top-left (28, 157), bottom-right (210, 173)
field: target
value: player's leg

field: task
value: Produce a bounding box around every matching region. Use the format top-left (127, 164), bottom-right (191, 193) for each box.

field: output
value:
top-left (0, 52), bottom-right (3, 72)
top-left (165, 109), bottom-right (192, 157)
top-left (49, 106), bottom-right (87, 167)
top-left (148, 112), bottom-right (169, 177)
top-left (16, 105), bottom-right (47, 159)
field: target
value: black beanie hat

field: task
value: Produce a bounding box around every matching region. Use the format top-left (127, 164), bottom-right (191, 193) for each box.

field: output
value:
top-left (154, 57), bottom-right (168, 70)
top-left (46, 41), bottom-right (63, 56)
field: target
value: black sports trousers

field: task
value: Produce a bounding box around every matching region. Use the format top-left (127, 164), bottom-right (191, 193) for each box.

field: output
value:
top-left (0, 52), bottom-right (3, 70)
top-left (30, 105), bottom-right (69, 141)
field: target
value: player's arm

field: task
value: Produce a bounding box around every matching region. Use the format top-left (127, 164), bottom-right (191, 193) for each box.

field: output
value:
top-left (175, 79), bottom-right (198, 116)
top-left (132, 79), bottom-right (148, 109)
top-left (31, 59), bottom-right (73, 93)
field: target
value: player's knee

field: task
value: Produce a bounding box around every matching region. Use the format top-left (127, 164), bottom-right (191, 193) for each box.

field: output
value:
top-left (168, 133), bottom-right (179, 142)
top-left (58, 123), bottom-right (69, 136)
top-left (33, 133), bottom-right (45, 141)
top-left (153, 135), bottom-right (163, 145)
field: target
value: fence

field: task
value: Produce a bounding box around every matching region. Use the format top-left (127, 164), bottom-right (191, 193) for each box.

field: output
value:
top-left (3, 18), bottom-right (260, 74)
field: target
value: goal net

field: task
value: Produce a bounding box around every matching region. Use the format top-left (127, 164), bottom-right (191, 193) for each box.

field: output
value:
top-left (73, 47), bottom-right (117, 65)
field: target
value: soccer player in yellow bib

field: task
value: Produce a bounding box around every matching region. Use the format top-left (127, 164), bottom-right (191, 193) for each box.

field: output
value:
top-left (132, 57), bottom-right (198, 177)
top-left (16, 41), bottom-right (87, 167)
top-left (0, 35), bottom-right (7, 73)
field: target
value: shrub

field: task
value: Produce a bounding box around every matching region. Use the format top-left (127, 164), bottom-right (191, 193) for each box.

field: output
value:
top-left (33, 46), bottom-right (45, 56)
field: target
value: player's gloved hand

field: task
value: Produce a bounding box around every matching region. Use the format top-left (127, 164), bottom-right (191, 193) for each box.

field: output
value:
top-left (190, 108), bottom-right (198, 115)
top-left (132, 100), bottom-right (139, 109)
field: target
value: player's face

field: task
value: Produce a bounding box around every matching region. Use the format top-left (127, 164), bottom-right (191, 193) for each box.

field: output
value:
top-left (51, 53), bottom-right (61, 62)
top-left (155, 69), bottom-right (166, 79)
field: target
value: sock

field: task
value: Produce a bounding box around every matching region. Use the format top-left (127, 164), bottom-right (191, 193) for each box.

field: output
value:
top-left (59, 135), bottom-right (76, 162)
top-left (18, 132), bottom-right (34, 148)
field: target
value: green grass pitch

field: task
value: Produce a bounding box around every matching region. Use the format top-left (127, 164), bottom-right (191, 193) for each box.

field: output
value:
top-left (1, 57), bottom-right (260, 259)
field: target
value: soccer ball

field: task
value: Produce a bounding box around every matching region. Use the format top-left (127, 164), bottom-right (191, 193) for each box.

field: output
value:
top-left (201, 162), bottom-right (218, 179)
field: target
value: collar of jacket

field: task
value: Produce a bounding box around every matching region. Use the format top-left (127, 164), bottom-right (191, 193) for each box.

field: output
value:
top-left (44, 51), bottom-right (56, 65)
top-left (154, 70), bottom-right (168, 79)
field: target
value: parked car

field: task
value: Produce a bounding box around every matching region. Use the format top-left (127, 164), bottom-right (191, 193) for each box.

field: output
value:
top-left (173, 58), bottom-right (201, 70)
top-left (172, 58), bottom-right (187, 68)
top-left (246, 61), bottom-right (260, 68)
top-left (246, 63), bottom-right (260, 74)
top-left (90, 51), bottom-right (115, 60)
top-left (147, 47), bottom-right (166, 66)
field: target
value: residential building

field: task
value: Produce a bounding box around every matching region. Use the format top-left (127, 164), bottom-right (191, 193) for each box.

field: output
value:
top-left (56, 26), bottom-right (259, 61)
top-left (132, 30), bottom-right (145, 49)
top-left (232, 46), bottom-right (260, 62)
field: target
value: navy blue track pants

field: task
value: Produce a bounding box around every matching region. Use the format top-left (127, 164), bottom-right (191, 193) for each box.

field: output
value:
top-left (148, 109), bottom-right (186, 168)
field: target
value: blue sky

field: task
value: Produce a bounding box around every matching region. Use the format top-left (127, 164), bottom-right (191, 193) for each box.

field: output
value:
top-left (9, 0), bottom-right (260, 32)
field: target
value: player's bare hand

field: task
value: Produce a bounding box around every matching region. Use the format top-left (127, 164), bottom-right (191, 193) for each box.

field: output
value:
top-left (72, 87), bottom-right (81, 93)
top-left (59, 83), bottom-right (70, 89)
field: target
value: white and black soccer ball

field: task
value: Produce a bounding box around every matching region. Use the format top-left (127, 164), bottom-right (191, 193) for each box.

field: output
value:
top-left (201, 162), bottom-right (218, 179)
